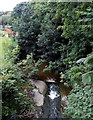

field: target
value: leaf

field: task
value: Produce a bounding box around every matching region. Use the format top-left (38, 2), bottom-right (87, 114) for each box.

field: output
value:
top-left (84, 54), bottom-right (93, 65)
top-left (76, 58), bottom-right (85, 64)
top-left (82, 71), bottom-right (93, 85)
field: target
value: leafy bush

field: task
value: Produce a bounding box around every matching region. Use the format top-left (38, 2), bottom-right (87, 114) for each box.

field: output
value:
top-left (12, 2), bottom-right (93, 78)
top-left (65, 84), bottom-right (92, 118)
top-left (2, 45), bottom-right (36, 119)
top-left (65, 53), bottom-right (93, 118)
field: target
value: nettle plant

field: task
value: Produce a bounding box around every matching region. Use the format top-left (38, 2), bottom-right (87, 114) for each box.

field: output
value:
top-left (64, 53), bottom-right (93, 118)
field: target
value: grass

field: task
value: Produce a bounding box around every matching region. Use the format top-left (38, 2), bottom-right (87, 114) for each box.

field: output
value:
top-left (0, 36), bottom-right (12, 69)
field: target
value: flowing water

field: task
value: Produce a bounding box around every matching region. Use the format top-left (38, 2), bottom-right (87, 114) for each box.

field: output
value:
top-left (40, 82), bottom-right (65, 119)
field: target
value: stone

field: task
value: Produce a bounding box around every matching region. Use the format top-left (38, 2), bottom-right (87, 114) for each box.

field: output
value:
top-left (61, 95), bottom-right (68, 112)
top-left (28, 79), bottom-right (47, 106)
top-left (33, 89), bottom-right (44, 106)
top-left (61, 96), bottom-right (68, 106)
top-left (29, 79), bottom-right (47, 94)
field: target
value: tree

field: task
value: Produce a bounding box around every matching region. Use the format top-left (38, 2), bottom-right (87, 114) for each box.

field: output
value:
top-left (12, 2), bottom-right (41, 59)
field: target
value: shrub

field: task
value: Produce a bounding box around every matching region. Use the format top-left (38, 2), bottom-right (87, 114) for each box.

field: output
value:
top-left (65, 53), bottom-right (93, 118)
top-left (2, 45), bottom-right (36, 119)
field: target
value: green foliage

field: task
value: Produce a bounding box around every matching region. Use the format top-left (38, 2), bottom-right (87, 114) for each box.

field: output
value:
top-left (68, 65), bottom-right (85, 85)
top-left (12, 2), bottom-right (41, 59)
top-left (61, 53), bottom-right (93, 85)
top-left (82, 71), bottom-right (93, 85)
top-left (56, 2), bottom-right (93, 69)
top-left (18, 53), bottom-right (39, 78)
top-left (2, 45), bottom-right (35, 119)
top-left (11, 2), bottom-right (93, 118)
top-left (12, 2), bottom-right (93, 78)
top-left (84, 54), bottom-right (93, 66)
top-left (65, 84), bottom-right (92, 118)
top-left (65, 53), bottom-right (93, 118)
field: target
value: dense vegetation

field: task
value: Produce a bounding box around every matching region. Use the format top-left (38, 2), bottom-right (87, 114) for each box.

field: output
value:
top-left (2, 1), bottom-right (93, 119)
top-left (2, 43), bottom-right (36, 119)
top-left (0, 11), bottom-right (12, 27)
top-left (12, 2), bottom-right (93, 75)
top-left (65, 53), bottom-right (93, 118)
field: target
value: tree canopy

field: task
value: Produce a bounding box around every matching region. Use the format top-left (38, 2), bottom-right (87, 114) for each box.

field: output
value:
top-left (12, 2), bottom-right (93, 75)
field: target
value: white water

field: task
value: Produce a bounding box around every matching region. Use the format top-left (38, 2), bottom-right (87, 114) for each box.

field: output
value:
top-left (40, 82), bottom-right (67, 118)
top-left (40, 83), bottom-right (61, 118)
top-left (48, 90), bottom-right (60, 100)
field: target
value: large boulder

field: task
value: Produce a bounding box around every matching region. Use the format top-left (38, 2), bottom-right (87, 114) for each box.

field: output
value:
top-left (29, 79), bottom-right (47, 94)
top-left (29, 79), bottom-right (47, 106)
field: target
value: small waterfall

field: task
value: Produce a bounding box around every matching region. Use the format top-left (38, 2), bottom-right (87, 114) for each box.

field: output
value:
top-left (40, 82), bottom-right (63, 119)
top-left (48, 84), bottom-right (60, 100)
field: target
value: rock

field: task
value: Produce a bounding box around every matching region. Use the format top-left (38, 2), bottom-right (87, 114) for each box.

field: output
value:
top-left (33, 89), bottom-right (44, 106)
top-left (61, 96), bottom-right (68, 106)
top-left (28, 79), bottom-right (47, 106)
top-left (61, 95), bottom-right (68, 112)
top-left (29, 79), bottom-right (47, 94)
